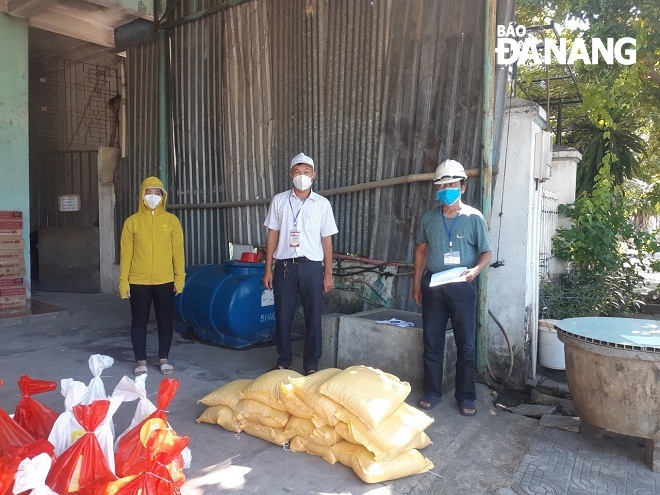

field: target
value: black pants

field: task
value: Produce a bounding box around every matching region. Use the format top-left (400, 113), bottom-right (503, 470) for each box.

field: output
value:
top-left (273, 260), bottom-right (323, 373)
top-left (420, 271), bottom-right (477, 403)
top-left (129, 282), bottom-right (174, 361)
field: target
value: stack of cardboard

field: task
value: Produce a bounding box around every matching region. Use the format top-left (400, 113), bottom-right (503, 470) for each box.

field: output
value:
top-left (0, 211), bottom-right (27, 311)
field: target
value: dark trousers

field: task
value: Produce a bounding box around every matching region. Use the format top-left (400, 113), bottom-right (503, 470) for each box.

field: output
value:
top-left (129, 282), bottom-right (174, 361)
top-left (420, 271), bottom-right (477, 403)
top-left (272, 260), bottom-right (324, 372)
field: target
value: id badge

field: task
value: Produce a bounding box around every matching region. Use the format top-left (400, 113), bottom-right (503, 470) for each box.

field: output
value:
top-left (444, 250), bottom-right (460, 265)
top-left (289, 231), bottom-right (300, 248)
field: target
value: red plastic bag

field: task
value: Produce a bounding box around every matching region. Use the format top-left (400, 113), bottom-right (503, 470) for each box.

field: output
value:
top-left (114, 379), bottom-right (181, 478)
top-left (0, 438), bottom-right (55, 495)
top-left (0, 455), bottom-right (20, 495)
top-left (0, 409), bottom-right (36, 458)
top-left (14, 375), bottom-right (59, 440)
top-left (45, 400), bottom-right (117, 495)
top-left (95, 427), bottom-right (189, 495)
top-left (0, 377), bottom-right (37, 459)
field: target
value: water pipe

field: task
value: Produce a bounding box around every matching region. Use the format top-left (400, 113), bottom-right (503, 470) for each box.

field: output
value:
top-left (166, 168), bottom-right (494, 210)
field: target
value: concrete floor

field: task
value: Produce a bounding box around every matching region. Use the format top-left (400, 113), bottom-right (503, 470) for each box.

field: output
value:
top-left (0, 291), bottom-right (656, 494)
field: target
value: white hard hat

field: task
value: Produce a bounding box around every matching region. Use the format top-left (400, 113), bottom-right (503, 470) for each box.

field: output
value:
top-left (434, 159), bottom-right (467, 184)
top-left (290, 152), bottom-right (315, 169)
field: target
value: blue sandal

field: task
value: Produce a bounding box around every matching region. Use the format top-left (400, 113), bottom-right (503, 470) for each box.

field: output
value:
top-left (418, 394), bottom-right (442, 410)
top-left (459, 399), bottom-right (477, 416)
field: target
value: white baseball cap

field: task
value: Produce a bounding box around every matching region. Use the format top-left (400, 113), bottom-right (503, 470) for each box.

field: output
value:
top-left (290, 152), bottom-right (315, 169)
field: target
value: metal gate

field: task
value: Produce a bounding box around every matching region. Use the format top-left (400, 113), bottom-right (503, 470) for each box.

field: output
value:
top-left (29, 54), bottom-right (120, 292)
top-left (539, 188), bottom-right (559, 279)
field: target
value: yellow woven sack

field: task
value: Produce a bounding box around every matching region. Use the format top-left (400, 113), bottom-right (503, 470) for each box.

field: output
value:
top-left (335, 422), bottom-right (360, 445)
top-left (289, 368), bottom-right (343, 426)
top-left (289, 435), bottom-right (337, 465)
top-left (319, 365), bottom-right (411, 429)
top-left (332, 441), bottom-right (434, 483)
top-left (309, 424), bottom-right (340, 447)
top-left (337, 402), bottom-right (434, 461)
top-left (240, 421), bottom-right (291, 446)
top-left (196, 405), bottom-right (225, 424)
top-left (239, 370), bottom-right (302, 412)
top-left (199, 379), bottom-right (253, 408)
top-left (283, 416), bottom-right (316, 439)
top-left (196, 404), bottom-right (242, 433)
top-left (335, 423), bottom-right (431, 461)
top-left (279, 383), bottom-right (315, 419)
top-left (217, 405), bottom-right (242, 433)
top-left (234, 398), bottom-right (291, 429)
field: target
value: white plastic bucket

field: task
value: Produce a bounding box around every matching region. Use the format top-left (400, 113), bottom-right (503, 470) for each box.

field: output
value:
top-left (538, 321), bottom-right (566, 370)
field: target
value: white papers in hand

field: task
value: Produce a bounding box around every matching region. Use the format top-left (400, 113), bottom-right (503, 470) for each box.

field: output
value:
top-left (429, 267), bottom-right (468, 287)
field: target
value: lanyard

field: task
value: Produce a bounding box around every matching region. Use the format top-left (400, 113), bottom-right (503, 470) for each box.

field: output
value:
top-left (441, 211), bottom-right (460, 248)
top-left (288, 191), bottom-right (308, 228)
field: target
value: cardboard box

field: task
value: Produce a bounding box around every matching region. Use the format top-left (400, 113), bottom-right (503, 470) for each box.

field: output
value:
top-left (0, 211), bottom-right (22, 220)
top-left (0, 295), bottom-right (27, 309)
top-left (0, 258), bottom-right (25, 267)
top-left (0, 230), bottom-right (22, 242)
top-left (0, 238), bottom-right (25, 250)
top-left (0, 212), bottom-right (23, 230)
top-left (0, 277), bottom-right (23, 287)
top-left (0, 265), bottom-right (26, 278)
top-left (0, 220), bottom-right (23, 229)
top-left (0, 286), bottom-right (26, 297)
top-left (0, 254), bottom-right (24, 263)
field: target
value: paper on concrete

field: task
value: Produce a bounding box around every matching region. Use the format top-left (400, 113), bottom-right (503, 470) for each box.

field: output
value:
top-left (374, 318), bottom-right (414, 327)
top-left (429, 266), bottom-right (468, 287)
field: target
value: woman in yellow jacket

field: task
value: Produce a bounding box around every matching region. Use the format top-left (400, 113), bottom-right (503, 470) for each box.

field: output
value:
top-left (119, 177), bottom-right (185, 376)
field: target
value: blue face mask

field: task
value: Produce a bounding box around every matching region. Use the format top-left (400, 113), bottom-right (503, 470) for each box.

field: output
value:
top-left (436, 187), bottom-right (461, 205)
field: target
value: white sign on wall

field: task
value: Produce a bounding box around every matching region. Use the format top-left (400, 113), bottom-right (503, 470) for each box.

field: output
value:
top-left (58, 195), bottom-right (81, 212)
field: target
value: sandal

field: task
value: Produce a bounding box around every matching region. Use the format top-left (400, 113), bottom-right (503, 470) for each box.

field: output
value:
top-left (159, 359), bottom-right (174, 375)
top-left (459, 399), bottom-right (477, 416)
top-left (418, 393), bottom-right (442, 410)
top-left (134, 362), bottom-right (148, 377)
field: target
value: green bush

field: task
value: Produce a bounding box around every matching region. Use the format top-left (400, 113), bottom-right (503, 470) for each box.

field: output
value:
top-left (545, 160), bottom-right (656, 318)
top-left (540, 270), bottom-right (643, 320)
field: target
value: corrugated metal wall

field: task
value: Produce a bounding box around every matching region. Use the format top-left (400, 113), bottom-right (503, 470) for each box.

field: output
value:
top-left (121, 0), bottom-right (515, 309)
top-left (116, 43), bottom-right (159, 249)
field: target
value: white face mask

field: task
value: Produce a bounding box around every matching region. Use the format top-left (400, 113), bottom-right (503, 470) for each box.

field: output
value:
top-left (144, 194), bottom-right (163, 210)
top-left (293, 175), bottom-right (313, 191)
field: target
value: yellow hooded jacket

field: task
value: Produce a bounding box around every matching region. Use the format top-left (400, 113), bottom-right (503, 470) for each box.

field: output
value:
top-left (118, 177), bottom-right (185, 298)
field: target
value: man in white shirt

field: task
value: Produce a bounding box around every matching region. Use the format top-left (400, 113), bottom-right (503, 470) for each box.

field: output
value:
top-left (262, 152), bottom-right (338, 375)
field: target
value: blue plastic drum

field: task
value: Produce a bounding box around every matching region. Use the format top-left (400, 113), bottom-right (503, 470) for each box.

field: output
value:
top-left (173, 261), bottom-right (276, 348)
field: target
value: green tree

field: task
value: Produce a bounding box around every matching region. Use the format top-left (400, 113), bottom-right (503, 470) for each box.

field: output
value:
top-left (514, 0), bottom-right (660, 197)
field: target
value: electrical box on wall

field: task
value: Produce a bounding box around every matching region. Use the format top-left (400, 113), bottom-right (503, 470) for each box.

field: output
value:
top-left (534, 131), bottom-right (552, 181)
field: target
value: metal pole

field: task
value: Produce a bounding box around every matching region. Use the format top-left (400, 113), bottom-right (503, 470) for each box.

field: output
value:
top-left (477, 0), bottom-right (496, 374)
top-left (557, 99), bottom-right (563, 145)
top-left (158, 29), bottom-right (168, 190)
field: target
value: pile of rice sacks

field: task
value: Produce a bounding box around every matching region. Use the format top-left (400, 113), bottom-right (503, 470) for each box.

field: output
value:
top-left (196, 365), bottom-right (434, 483)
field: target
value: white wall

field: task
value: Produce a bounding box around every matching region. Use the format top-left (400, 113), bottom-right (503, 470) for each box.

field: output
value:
top-left (545, 147), bottom-right (580, 276)
top-left (487, 98), bottom-right (547, 386)
top-left (548, 147), bottom-right (580, 231)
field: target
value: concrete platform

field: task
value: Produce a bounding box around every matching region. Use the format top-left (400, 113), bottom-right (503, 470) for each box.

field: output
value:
top-left (335, 308), bottom-right (457, 394)
top-left (0, 292), bottom-right (657, 494)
